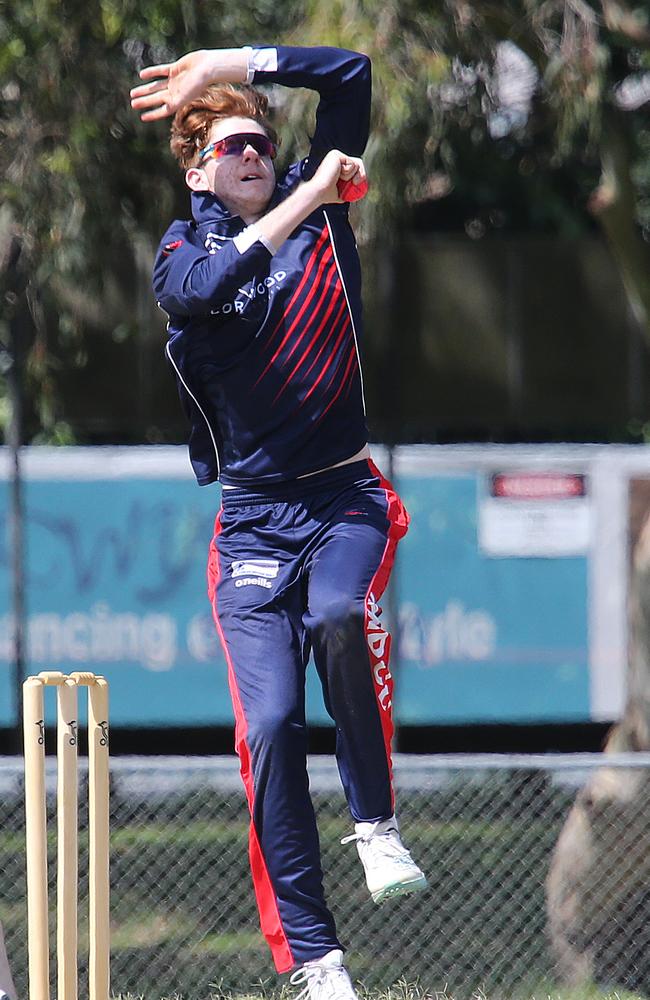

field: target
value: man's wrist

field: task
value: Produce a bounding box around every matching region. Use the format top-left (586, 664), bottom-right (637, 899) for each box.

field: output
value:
top-left (254, 180), bottom-right (326, 255)
top-left (234, 223), bottom-right (277, 256)
top-left (202, 48), bottom-right (249, 85)
top-left (241, 46), bottom-right (254, 84)
top-left (297, 177), bottom-right (326, 213)
top-left (242, 47), bottom-right (279, 83)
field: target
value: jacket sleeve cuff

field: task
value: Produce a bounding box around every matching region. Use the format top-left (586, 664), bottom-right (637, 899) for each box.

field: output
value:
top-left (233, 224), bottom-right (277, 256)
top-left (242, 46), bottom-right (278, 83)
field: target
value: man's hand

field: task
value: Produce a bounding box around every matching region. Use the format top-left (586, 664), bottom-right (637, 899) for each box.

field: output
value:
top-left (246, 151), bottom-right (368, 256)
top-left (308, 150), bottom-right (367, 205)
top-left (130, 48), bottom-right (248, 122)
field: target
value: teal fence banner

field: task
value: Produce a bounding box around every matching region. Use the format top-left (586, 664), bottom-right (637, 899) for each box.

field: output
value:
top-left (395, 473), bottom-right (588, 723)
top-left (0, 445), bottom-right (616, 729)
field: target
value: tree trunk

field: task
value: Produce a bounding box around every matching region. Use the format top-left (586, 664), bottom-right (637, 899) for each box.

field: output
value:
top-left (546, 507), bottom-right (650, 991)
top-left (590, 109), bottom-right (650, 343)
top-left (547, 110), bottom-right (650, 988)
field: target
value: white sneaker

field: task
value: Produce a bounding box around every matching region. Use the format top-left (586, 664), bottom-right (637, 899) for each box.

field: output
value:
top-left (289, 949), bottom-right (359, 1000)
top-left (341, 816), bottom-right (427, 904)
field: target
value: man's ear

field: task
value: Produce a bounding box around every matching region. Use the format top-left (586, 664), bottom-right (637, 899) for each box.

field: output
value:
top-left (185, 166), bottom-right (210, 192)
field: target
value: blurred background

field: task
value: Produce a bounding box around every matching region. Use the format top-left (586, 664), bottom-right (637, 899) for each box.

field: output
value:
top-left (2, 0), bottom-right (650, 754)
top-left (4, 4), bottom-right (650, 998)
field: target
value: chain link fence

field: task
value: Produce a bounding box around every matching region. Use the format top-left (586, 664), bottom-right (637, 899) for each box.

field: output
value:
top-left (2, 753), bottom-right (650, 999)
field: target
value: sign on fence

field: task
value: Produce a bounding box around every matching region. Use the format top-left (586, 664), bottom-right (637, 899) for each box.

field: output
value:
top-left (0, 444), bottom-right (638, 727)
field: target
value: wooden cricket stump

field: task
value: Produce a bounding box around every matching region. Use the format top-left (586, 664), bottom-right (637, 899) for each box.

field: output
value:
top-left (23, 672), bottom-right (110, 1000)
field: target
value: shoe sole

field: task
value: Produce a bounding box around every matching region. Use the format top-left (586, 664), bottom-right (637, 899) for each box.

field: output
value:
top-left (371, 875), bottom-right (427, 904)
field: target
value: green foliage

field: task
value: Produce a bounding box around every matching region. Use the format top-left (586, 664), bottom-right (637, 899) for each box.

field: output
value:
top-left (0, 0), bottom-right (304, 441)
top-left (281, 1), bottom-right (650, 243)
top-left (281, 1), bottom-right (450, 237)
top-left (1, 0), bottom-right (650, 441)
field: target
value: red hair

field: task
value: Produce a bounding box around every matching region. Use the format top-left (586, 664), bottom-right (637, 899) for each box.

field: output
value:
top-left (170, 84), bottom-right (278, 169)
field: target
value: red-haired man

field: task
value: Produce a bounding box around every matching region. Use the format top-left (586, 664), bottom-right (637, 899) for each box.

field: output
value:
top-left (131, 44), bottom-right (425, 1000)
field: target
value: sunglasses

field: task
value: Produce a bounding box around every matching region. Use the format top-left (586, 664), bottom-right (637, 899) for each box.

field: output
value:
top-left (199, 132), bottom-right (277, 163)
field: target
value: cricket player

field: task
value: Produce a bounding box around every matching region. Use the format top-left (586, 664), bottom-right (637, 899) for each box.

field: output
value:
top-left (130, 43), bottom-right (426, 1000)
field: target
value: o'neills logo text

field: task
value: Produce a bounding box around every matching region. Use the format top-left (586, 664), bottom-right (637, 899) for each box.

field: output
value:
top-left (366, 592), bottom-right (392, 712)
top-left (231, 559), bottom-right (279, 590)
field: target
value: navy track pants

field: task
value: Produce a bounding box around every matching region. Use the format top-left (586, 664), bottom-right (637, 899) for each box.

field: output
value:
top-left (207, 459), bottom-right (409, 972)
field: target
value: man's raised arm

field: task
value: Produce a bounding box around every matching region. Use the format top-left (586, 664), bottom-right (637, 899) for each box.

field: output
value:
top-left (130, 49), bottom-right (249, 121)
top-left (246, 46), bottom-right (371, 172)
top-left (130, 45), bottom-right (371, 169)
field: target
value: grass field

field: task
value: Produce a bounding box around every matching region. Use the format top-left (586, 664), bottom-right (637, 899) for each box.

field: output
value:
top-left (111, 988), bottom-right (647, 1000)
top-left (2, 801), bottom-right (562, 998)
top-left (3, 762), bottom-right (649, 1000)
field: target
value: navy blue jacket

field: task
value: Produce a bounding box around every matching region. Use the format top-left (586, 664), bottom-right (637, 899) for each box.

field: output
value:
top-left (154, 46), bottom-right (371, 486)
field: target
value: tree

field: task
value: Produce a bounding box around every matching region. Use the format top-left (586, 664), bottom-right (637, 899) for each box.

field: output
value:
top-left (286, 0), bottom-right (650, 319)
top-left (0, 0), bottom-right (303, 442)
top-left (275, 1), bottom-right (649, 443)
top-left (282, 4), bottom-right (650, 988)
top-left (3, 0), bottom-right (650, 441)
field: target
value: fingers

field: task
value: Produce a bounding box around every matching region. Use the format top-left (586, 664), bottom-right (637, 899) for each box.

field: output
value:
top-left (129, 83), bottom-right (174, 120)
top-left (322, 151), bottom-right (362, 179)
top-left (130, 88), bottom-right (169, 111)
top-left (129, 95), bottom-right (171, 119)
top-left (339, 157), bottom-right (366, 185)
top-left (138, 105), bottom-right (171, 122)
top-left (138, 64), bottom-right (171, 81)
top-left (337, 154), bottom-right (363, 173)
top-left (130, 67), bottom-right (173, 119)
top-left (130, 78), bottom-right (168, 100)
top-left (352, 161), bottom-right (367, 186)
top-left (316, 151), bottom-right (368, 204)
top-left (335, 156), bottom-right (368, 203)
top-left (130, 95), bottom-right (167, 116)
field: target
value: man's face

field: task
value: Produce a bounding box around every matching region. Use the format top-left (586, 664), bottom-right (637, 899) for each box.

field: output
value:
top-left (186, 116), bottom-right (276, 222)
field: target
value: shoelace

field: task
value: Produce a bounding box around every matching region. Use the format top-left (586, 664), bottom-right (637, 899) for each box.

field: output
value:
top-left (289, 963), bottom-right (353, 1000)
top-left (341, 825), bottom-right (412, 863)
top-left (340, 819), bottom-right (391, 845)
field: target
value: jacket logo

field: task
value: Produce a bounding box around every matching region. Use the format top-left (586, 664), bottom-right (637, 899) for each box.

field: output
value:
top-left (205, 232), bottom-right (226, 253)
top-left (210, 270), bottom-right (287, 316)
top-left (163, 240), bottom-right (183, 255)
top-left (231, 559), bottom-right (279, 589)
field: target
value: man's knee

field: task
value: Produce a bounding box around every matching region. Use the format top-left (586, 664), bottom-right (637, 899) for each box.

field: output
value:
top-left (310, 597), bottom-right (365, 641)
top-left (246, 707), bottom-right (303, 749)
